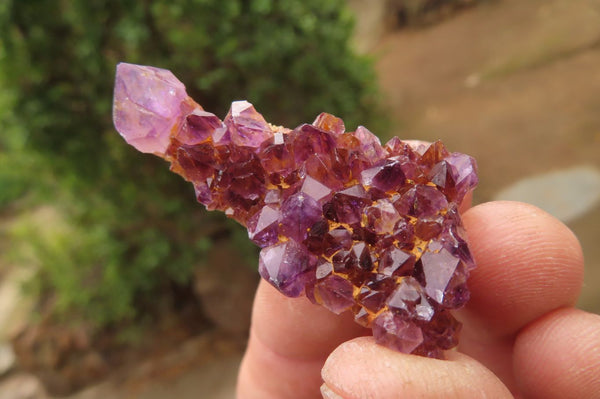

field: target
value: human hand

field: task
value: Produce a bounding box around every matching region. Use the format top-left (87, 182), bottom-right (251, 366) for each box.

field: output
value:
top-left (236, 201), bottom-right (600, 398)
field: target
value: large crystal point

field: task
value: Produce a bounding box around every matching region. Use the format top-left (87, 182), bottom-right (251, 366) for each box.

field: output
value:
top-left (113, 63), bottom-right (200, 155)
top-left (113, 63), bottom-right (479, 358)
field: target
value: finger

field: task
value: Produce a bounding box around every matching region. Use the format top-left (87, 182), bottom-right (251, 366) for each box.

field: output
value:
top-left (513, 308), bottom-right (600, 399)
top-left (456, 201), bottom-right (584, 389)
top-left (237, 281), bottom-right (368, 399)
top-left (321, 336), bottom-right (513, 399)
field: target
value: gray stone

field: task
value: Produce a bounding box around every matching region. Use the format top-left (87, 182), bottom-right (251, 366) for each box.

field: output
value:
top-left (0, 344), bottom-right (15, 376)
top-left (493, 166), bottom-right (600, 223)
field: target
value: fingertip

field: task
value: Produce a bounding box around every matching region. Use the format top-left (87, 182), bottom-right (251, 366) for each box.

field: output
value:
top-left (320, 383), bottom-right (344, 399)
top-left (322, 337), bottom-right (512, 399)
top-left (514, 308), bottom-right (600, 399)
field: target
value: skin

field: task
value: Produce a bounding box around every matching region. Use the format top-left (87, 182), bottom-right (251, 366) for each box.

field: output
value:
top-left (236, 200), bottom-right (600, 399)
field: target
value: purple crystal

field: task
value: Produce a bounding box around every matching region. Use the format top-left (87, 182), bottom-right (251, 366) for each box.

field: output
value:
top-left (353, 126), bottom-right (384, 162)
top-left (177, 110), bottom-right (225, 146)
top-left (392, 217), bottom-right (415, 245)
top-left (225, 101), bottom-right (272, 148)
top-left (421, 246), bottom-right (460, 304)
top-left (445, 153), bottom-right (479, 202)
top-left (378, 247), bottom-right (415, 277)
top-left (312, 112), bottom-right (345, 135)
top-left (364, 199), bottom-right (401, 234)
top-left (315, 259), bottom-right (334, 280)
top-left (386, 277), bottom-right (434, 322)
top-left (373, 311), bottom-right (424, 354)
top-left (302, 154), bottom-right (346, 192)
top-left (258, 240), bottom-right (316, 297)
top-left (301, 175), bottom-right (332, 203)
top-left (394, 185), bottom-right (449, 217)
top-left (291, 124), bottom-right (337, 164)
top-left (259, 133), bottom-right (294, 176)
top-left (360, 160), bottom-right (406, 192)
top-left (357, 285), bottom-right (387, 313)
top-left (247, 205), bottom-right (280, 247)
top-left (313, 275), bottom-right (355, 314)
top-left (113, 63), bottom-right (480, 358)
top-left (350, 242), bottom-right (374, 271)
top-left (194, 181), bottom-right (212, 205)
top-left (280, 192), bottom-right (322, 242)
top-left (264, 189), bottom-right (281, 204)
top-left (327, 185), bottom-right (370, 224)
top-left (422, 310), bottom-right (462, 352)
top-left (113, 63), bottom-right (196, 155)
top-left (429, 152), bottom-right (478, 205)
top-left (323, 226), bottom-right (353, 256)
top-left (387, 277), bottom-right (422, 311)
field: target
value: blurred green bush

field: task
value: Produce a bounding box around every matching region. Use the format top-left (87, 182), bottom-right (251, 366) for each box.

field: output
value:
top-left (0, 1), bottom-right (385, 330)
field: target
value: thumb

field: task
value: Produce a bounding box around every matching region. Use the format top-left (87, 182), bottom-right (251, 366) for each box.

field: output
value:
top-left (321, 336), bottom-right (512, 399)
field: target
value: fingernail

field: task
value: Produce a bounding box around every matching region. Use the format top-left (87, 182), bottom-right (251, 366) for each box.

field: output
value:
top-left (320, 383), bottom-right (344, 399)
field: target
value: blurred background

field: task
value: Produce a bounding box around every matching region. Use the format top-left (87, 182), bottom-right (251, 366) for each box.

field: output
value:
top-left (0, 0), bottom-right (598, 397)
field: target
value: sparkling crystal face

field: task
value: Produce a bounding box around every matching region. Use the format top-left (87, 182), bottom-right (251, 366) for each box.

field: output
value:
top-left (113, 63), bottom-right (479, 358)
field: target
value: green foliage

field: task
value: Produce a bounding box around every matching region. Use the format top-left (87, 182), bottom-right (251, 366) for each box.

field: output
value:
top-left (0, 0), bottom-right (385, 329)
top-left (0, 147), bottom-right (32, 207)
top-left (10, 210), bottom-right (135, 325)
top-left (0, 70), bottom-right (33, 207)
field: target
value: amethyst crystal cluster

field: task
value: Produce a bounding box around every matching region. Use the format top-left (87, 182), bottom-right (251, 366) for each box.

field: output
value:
top-left (113, 63), bottom-right (478, 358)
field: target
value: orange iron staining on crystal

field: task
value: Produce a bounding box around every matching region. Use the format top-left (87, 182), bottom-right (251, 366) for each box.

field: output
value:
top-left (113, 62), bottom-right (478, 358)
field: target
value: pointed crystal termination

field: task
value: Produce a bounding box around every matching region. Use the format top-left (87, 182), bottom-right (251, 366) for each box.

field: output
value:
top-left (112, 63), bottom-right (479, 358)
top-left (113, 63), bottom-right (202, 155)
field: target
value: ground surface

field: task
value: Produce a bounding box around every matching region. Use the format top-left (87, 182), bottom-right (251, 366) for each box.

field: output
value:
top-left (1, 0), bottom-right (599, 397)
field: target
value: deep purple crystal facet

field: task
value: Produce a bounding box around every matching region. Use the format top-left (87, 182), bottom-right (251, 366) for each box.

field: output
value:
top-left (373, 311), bottom-right (424, 354)
top-left (113, 63), bottom-right (479, 358)
top-left (258, 240), bottom-right (316, 298)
